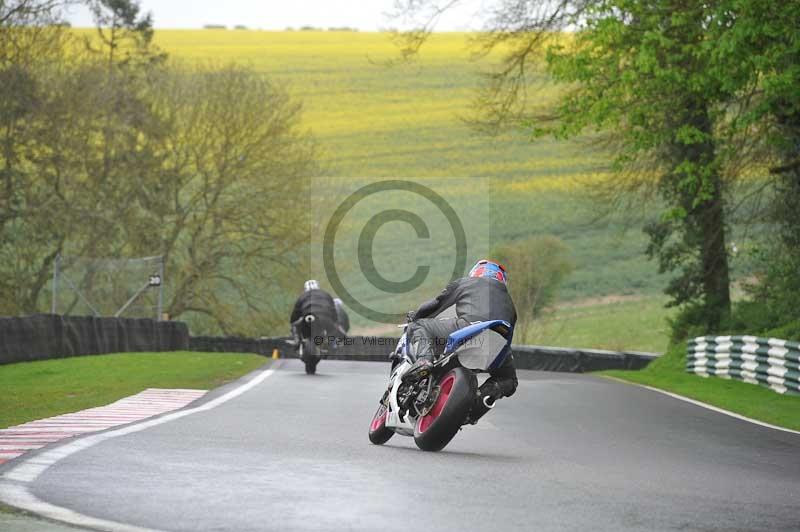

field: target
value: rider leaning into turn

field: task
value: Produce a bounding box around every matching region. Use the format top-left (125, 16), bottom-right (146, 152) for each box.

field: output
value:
top-left (404, 259), bottom-right (518, 405)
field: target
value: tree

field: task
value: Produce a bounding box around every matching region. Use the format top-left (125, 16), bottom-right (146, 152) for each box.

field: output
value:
top-left (84, 0), bottom-right (160, 68)
top-left (27, 0), bottom-right (167, 314)
top-left (707, 0), bottom-right (800, 330)
top-left (491, 235), bottom-right (573, 339)
top-left (0, 2), bottom-right (320, 336)
top-left (130, 64), bottom-right (317, 335)
top-left (0, 1), bottom-right (75, 313)
top-left (394, 0), bottom-right (736, 331)
top-left (0, 1), bottom-right (66, 25)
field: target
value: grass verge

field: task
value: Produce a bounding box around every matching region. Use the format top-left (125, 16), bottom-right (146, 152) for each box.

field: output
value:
top-left (0, 351), bottom-right (266, 429)
top-left (0, 501), bottom-right (81, 531)
top-left (0, 502), bottom-right (17, 514)
top-left (602, 344), bottom-right (800, 431)
top-left (521, 295), bottom-right (673, 353)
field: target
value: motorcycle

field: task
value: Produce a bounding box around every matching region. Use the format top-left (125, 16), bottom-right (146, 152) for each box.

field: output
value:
top-left (291, 314), bottom-right (331, 375)
top-left (368, 317), bottom-right (513, 451)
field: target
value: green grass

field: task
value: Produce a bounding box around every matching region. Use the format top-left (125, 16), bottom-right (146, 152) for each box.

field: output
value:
top-left (519, 295), bottom-right (674, 353)
top-left (0, 352), bottom-right (266, 429)
top-left (603, 344), bottom-right (800, 431)
top-left (0, 501), bottom-right (80, 531)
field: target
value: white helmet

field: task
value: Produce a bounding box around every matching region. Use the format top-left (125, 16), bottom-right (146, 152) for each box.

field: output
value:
top-left (304, 279), bottom-right (320, 292)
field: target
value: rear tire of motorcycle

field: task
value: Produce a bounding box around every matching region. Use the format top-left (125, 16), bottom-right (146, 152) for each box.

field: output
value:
top-left (368, 404), bottom-right (394, 445)
top-left (413, 367), bottom-right (476, 452)
top-left (304, 358), bottom-right (318, 375)
top-left (302, 339), bottom-right (318, 375)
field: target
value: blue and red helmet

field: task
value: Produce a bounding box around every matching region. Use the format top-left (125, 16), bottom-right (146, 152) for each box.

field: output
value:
top-left (468, 259), bottom-right (507, 284)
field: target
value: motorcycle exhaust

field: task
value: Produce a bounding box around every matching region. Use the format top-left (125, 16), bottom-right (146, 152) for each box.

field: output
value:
top-left (466, 393), bottom-right (496, 426)
top-left (482, 395), bottom-right (496, 409)
top-left (304, 315), bottom-right (316, 323)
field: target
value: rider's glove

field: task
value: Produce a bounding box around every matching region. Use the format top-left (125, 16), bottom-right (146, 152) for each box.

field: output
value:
top-left (406, 310), bottom-right (416, 323)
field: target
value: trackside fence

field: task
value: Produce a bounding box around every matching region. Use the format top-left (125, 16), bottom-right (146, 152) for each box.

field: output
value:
top-left (0, 314), bottom-right (658, 373)
top-left (687, 335), bottom-right (800, 395)
top-left (0, 314), bottom-right (188, 365)
top-left (189, 335), bottom-right (657, 372)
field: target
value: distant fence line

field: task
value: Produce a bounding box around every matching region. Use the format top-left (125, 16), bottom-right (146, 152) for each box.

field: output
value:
top-left (0, 314), bottom-right (657, 372)
top-left (188, 335), bottom-right (657, 373)
top-left (0, 314), bottom-right (188, 365)
top-left (687, 335), bottom-right (800, 395)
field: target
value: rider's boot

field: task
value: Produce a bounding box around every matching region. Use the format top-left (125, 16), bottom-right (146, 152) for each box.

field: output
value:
top-left (403, 335), bottom-right (435, 382)
top-left (466, 380), bottom-right (503, 425)
top-left (403, 357), bottom-right (433, 382)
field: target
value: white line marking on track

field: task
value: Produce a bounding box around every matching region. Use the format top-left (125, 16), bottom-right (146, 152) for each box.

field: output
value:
top-left (0, 363), bottom-right (278, 532)
top-left (605, 377), bottom-right (800, 436)
top-left (0, 483), bottom-right (157, 532)
top-left (0, 389), bottom-right (207, 463)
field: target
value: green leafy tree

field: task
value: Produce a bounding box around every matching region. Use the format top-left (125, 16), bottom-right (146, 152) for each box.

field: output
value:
top-left (395, 0), bottom-right (737, 331)
top-left (555, 1), bottom-right (735, 330)
top-left (708, 0), bottom-right (800, 331)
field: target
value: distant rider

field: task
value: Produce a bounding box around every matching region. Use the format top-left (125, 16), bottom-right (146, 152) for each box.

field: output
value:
top-left (290, 280), bottom-right (340, 346)
top-left (404, 259), bottom-right (518, 410)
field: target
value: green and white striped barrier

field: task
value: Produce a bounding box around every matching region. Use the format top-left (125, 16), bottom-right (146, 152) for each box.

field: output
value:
top-left (687, 335), bottom-right (800, 395)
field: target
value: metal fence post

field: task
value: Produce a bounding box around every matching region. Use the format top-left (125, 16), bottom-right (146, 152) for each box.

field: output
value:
top-left (51, 253), bottom-right (61, 314)
top-left (157, 256), bottom-right (164, 321)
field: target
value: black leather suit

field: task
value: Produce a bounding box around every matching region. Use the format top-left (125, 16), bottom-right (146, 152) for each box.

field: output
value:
top-left (407, 276), bottom-right (518, 398)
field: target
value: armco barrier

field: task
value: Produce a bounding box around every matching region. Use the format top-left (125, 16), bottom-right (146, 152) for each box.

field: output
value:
top-left (187, 335), bottom-right (398, 362)
top-left (188, 335), bottom-right (658, 373)
top-left (0, 314), bottom-right (657, 372)
top-left (0, 314), bottom-right (189, 365)
top-left (511, 345), bottom-right (655, 372)
top-left (189, 336), bottom-right (295, 358)
top-left (687, 335), bottom-right (800, 395)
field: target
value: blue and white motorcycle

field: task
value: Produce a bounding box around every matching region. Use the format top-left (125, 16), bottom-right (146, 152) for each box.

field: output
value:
top-left (368, 316), bottom-right (513, 452)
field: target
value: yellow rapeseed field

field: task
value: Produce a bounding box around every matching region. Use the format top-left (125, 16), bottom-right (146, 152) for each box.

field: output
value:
top-left (137, 29), bottom-right (603, 186)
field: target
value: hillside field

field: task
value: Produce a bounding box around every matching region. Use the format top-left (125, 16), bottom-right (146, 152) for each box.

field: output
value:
top-left (81, 29), bottom-right (758, 352)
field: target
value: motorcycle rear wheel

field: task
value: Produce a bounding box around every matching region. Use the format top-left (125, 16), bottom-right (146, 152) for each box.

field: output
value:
top-left (413, 367), bottom-right (476, 452)
top-left (304, 357), bottom-right (318, 375)
top-left (301, 339), bottom-right (319, 375)
top-left (368, 403), bottom-right (394, 445)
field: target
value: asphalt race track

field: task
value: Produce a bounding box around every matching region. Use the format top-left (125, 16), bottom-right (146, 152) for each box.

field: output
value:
top-left (3, 359), bottom-right (799, 531)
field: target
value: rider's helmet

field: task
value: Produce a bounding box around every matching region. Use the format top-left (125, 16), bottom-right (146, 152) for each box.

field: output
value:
top-left (304, 279), bottom-right (320, 292)
top-left (468, 259), bottom-right (507, 284)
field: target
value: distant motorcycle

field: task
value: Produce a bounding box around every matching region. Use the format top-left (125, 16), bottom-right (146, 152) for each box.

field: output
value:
top-left (291, 314), bottom-right (330, 375)
top-left (368, 319), bottom-right (513, 451)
